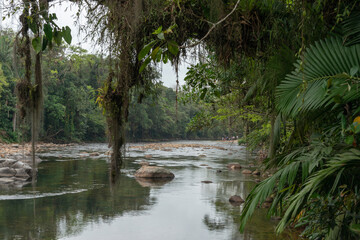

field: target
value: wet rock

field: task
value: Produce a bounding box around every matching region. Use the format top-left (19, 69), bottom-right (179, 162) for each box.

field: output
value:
top-left (242, 169), bottom-right (252, 174)
top-left (216, 170), bottom-right (223, 173)
top-left (89, 152), bottom-right (100, 156)
top-left (229, 195), bottom-right (245, 206)
top-left (136, 178), bottom-right (172, 187)
top-left (200, 164), bottom-right (208, 166)
top-left (0, 167), bottom-right (16, 177)
top-left (252, 170), bottom-right (260, 176)
top-left (198, 154), bottom-right (206, 157)
top-left (0, 178), bottom-right (15, 184)
top-left (201, 180), bottom-right (213, 184)
top-left (264, 196), bottom-right (273, 203)
top-left (15, 169), bottom-right (31, 180)
top-left (144, 154), bottom-right (152, 159)
top-left (228, 153), bottom-right (233, 155)
top-left (12, 161), bottom-right (31, 169)
top-left (139, 161), bottom-right (150, 166)
top-left (262, 202), bottom-right (272, 208)
top-left (227, 163), bottom-right (242, 170)
top-left (135, 166), bottom-right (175, 179)
top-left (163, 148), bottom-right (172, 152)
top-left (1, 159), bottom-right (17, 168)
top-left (206, 167), bottom-right (213, 169)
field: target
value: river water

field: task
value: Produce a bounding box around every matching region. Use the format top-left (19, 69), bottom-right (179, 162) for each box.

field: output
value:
top-left (0, 141), bottom-right (298, 240)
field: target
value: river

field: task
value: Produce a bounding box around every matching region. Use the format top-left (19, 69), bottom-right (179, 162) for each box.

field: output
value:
top-left (0, 141), bottom-right (298, 239)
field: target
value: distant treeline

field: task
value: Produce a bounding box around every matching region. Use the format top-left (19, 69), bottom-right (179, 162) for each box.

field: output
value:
top-left (0, 30), bottom-right (228, 143)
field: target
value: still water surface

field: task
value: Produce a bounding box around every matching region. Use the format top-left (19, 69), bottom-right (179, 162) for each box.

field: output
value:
top-left (0, 141), bottom-right (298, 240)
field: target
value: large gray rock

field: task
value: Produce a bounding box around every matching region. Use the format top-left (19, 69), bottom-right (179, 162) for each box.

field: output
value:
top-left (15, 168), bottom-right (31, 180)
top-left (1, 159), bottom-right (17, 168)
top-left (135, 166), bottom-right (175, 179)
top-left (0, 167), bottom-right (16, 177)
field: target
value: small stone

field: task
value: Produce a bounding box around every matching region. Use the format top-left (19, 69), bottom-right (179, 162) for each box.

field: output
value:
top-left (227, 163), bottom-right (242, 170)
top-left (229, 195), bottom-right (245, 206)
top-left (89, 152), bottom-right (100, 156)
top-left (200, 164), bottom-right (208, 166)
top-left (216, 170), bottom-right (223, 173)
top-left (242, 169), bottom-right (252, 174)
top-left (139, 161), bottom-right (149, 166)
top-left (252, 170), bottom-right (260, 176)
top-left (264, 196), bottom-right (273, 203)
top-left (144, 155), bottom-right (152, 159)
top-left (201, 180), bottom-right (213, 184)
top-left (255, 179), bottom-right (261, 183)
top-left (198, 155), bottom-right (206, 157)
top-left (271, 216), bottom-right (282, 221)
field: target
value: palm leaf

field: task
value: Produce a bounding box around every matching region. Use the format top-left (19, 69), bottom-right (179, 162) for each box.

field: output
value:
top-left (276, 37), bottom-right (360, 118)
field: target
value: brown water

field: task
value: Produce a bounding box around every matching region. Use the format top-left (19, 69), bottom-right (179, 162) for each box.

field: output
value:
top-left (0, 141), bottom-right (298, 240)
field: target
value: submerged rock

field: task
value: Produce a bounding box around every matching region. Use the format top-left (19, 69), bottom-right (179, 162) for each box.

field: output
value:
top-left (135, 166), bottom-right (175, 179)
top-left (229, 195), bottom-right (245, 206)
top-left (242, 169), bottom-right (252, 174)
top-left (201, 180), bottom-right (213, 184)
top-left (227, 163), bottom-right (242, 170)
top-left (136, 178), bottom-right (172, 187)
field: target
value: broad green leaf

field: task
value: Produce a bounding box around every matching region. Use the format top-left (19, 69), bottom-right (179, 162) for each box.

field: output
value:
top-left (350, 66), bottom-right (359, 77)
top-left (44, 23), bottom-right (53, 41)
top-left (157, 32), bottom-right (165, 40)
top-left (54, 29), bottom-right (62, 46)
top-left (345, 135), bottom-right (354, 145)
top-left (151, 46), bottom-right (160, 60)
top-left (42, 36), bottom-right (48, 51)
top-left (162, 53), bottom-right (168, 64)
top-left (350, 224), bottom-right (360, 235)
top-left (139, 57), bottom-right (151, 73)
top-left (152, 26), bottom-right (162, 35)
top-left (32, 37), bottom-right (42, 53)
top-left (138, 40), bottom-right (157, 60)
top-left (62, 26), bottom-right (72, 44)
top-left (168, 40), bottom-right (179, 56)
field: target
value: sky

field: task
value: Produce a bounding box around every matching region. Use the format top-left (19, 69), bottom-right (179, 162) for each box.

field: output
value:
top-left (0, 0), bottom-right (192, 88)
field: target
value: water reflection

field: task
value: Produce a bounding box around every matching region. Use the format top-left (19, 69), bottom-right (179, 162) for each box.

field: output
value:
top-left (0, 159), bottom-right (152, 239)
top-left (0, 141), bottom-right (298, 240)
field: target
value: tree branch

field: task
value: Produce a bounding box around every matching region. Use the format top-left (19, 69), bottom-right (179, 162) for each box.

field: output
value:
top-left (179, 0), bottom-right (241, 49)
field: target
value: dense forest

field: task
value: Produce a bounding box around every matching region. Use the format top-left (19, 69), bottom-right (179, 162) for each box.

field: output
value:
top-left (0, 30), bottom-right (230, 143)
top-left (1, 0), bottom-right (360, 239)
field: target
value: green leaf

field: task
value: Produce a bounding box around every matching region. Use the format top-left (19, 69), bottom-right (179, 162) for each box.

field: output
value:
top-left (44, 23), bottom-right (53, 41)
top-left (54, 29), bottom-right (62, 46)
top-left (42, 36), bottom-right (48, 51)
top-left (62, 26), bottom-right (72, 45)
top-left (138, 40), bottom-right (157, 60)
top-left (151, 46), bottom-right (160, 60)
top-left (139, 57), bottom-right (151, 73)
top-left (350, 66), bottom-right (359, 77)
top-left (162, 53), bottom-right (168, 64)
top-left (350, 224), bottom-right (360, 235)
top-left (157, 32), bottom-right (165, 40)
top-left (32, 37), bottom-right (42, 54)
top-left (345, 135), bottom-right (354, 145)
top-left (168, 40), bottom-right (179, 56)
top-left (153, 26), bottom-right (162, 35)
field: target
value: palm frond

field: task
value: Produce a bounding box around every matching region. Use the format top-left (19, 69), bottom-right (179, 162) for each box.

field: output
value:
top-left (276, 37), bottom-right (360, 117)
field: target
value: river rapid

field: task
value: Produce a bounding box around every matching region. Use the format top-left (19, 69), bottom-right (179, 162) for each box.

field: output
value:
top-left (0, 141), bottom-right (298, 240)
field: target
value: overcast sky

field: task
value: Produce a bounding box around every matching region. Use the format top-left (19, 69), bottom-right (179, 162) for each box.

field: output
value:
top-left (0, 0), bottom-right (192, 88)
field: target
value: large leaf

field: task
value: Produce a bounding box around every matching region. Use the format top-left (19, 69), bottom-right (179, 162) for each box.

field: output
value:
top-left (276, 37), bottom-right (360, 117)
top-left (342, 12), bottom-right (360, 46)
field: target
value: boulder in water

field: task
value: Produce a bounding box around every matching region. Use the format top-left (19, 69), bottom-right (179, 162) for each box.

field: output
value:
top-left (227, 163), bottom-right (242, 170)
top-left (229, 195), bottom-right (245, 206)
top-left (135, 166), bottom-right (175, 179)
